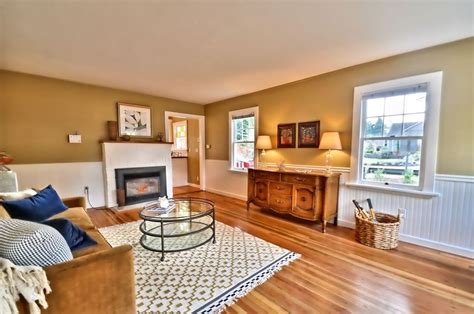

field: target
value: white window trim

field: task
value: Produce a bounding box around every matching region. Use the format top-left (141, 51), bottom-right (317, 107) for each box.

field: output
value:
top-left (349, 71), bottom-right (443, 196)
top-left (228, 106), bottom-right (259, 172)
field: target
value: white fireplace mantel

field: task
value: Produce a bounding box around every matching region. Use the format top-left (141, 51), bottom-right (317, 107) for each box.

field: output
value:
top-left (102, 142), bottom-right (173, 208)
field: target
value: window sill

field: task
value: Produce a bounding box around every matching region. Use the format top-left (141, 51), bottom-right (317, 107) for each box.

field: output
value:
top-left (228, 168), bottom-right (249, 174)
top-left (345, 182), bottom-right (439, 198)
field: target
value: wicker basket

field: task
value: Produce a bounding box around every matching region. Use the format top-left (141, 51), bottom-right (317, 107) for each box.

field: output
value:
top-left (355, 212), bottom-right (400, 249)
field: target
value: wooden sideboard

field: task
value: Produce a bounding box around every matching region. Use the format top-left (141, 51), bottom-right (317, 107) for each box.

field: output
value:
top-left (247, 168), bottom-right (341, 233)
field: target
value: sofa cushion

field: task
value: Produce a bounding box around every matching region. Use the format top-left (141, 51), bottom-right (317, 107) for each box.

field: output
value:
top-left (0, 189), bottom-right (37, 201)
top-left (72, 229), bottom-right (111, 258)
top-left (0, 219), bottom-right (73, 267)
top-left (43, 218), bottom-right (97, 251)
top-left (1, 185), bottom-right (67, 222)
top-left (50, 207), bottom-right (96, 230)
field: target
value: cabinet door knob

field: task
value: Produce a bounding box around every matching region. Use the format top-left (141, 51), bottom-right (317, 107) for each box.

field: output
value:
top-left (301, 196), bottom-right (306, 202)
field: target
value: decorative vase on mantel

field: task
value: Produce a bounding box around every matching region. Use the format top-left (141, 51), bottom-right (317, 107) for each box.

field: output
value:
top-left (156, 132), bottom-right (164, 143)
top-left (107, 121), bottom-right (119, 141)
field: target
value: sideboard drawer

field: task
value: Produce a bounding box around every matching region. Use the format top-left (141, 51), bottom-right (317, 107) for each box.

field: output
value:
top-left (255, 171), bottom-right (280, 181)
top-left (281, 173), bottom-right (314, 185)
top-left (269, 182), bottom-right (292, 195)
top-left (269, 194), bottom-right (292, 213)
top-left (253, 180), bottom-right (269, 207)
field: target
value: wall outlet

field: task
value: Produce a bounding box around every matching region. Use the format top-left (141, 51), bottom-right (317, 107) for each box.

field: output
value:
top-left (399, 208), bottom-right (407, 219)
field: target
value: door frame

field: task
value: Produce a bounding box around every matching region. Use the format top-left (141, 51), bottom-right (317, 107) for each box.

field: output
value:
top-left (164, 111), bottom-right (206, 190)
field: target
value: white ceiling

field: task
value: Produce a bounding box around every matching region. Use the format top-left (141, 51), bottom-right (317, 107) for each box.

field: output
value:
top-left (1, 1), bottom-right (472, 104)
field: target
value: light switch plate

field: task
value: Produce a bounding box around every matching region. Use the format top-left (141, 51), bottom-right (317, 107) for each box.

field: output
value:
top-left (68, 134), bottom-right (82, 144)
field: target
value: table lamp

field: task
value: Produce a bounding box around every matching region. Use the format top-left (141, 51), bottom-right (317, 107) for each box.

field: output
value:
top-left (319, 132), bottom-right (342, 173)
top-left (256, 135), bottom-right (272, 165)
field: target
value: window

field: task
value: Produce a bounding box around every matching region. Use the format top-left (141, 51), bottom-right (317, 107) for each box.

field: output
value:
top-left (229, 107), bottom-right (258, 171)
top-left (350, 72), bottom-right (442, 194)
top-left (172, 120), bottom-right (188, 153)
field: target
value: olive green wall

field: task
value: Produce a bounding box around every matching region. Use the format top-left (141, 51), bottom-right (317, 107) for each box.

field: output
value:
top-left (0, 70), bottom-right (204, 164)
top-left (204, 38), bottom-right (474, 176)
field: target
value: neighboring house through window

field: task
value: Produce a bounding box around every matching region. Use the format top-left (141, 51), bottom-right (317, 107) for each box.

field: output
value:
top-left (349, 72), bottom-right (443, 195)
top-left (229, 107), bottom-right (259, 171)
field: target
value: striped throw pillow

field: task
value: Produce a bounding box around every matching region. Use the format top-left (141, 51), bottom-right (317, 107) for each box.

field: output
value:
top-left (0, 219), bottom-right (73, 267)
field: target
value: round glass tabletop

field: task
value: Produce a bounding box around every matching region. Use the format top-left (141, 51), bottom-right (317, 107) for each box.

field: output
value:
top-left (139, 198), bottom-right (214, 221)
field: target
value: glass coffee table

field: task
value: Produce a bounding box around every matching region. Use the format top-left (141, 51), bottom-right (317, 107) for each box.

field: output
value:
top-left (139, 198), bottom-right (216, 261)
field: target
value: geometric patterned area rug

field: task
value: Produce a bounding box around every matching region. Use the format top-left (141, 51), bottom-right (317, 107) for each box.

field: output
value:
top-left (99, 220), bottom-right (300, 313)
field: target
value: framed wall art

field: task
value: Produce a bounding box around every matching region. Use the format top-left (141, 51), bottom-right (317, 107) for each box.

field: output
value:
top-left (298, 120), bottom-right (320, 148)
top-left (277, 123), bottom-right (296, 148)
top-left (117, 102), bottom-right (152, 138)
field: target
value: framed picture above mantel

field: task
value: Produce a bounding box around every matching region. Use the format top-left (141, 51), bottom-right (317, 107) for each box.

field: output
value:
top-left (298, 120), bottom-right (320, 148)
top-left (117, 102), bottom-right (153, 138)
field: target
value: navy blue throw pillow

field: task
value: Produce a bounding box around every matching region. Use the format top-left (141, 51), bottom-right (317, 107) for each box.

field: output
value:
top-left (42, 218), bottom-right (97, 251)
top-left (1, 185), bottom-right (68, 222)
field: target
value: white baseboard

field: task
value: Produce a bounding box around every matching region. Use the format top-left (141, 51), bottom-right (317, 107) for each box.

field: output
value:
top-left (204, 187), bottom-right (247, 201)
top-left (186, 183), bottom-right (201, 189)
top-left (398, 234), bottom-right (474, 258)
top-left (337, 219), bottom-right (473, 258)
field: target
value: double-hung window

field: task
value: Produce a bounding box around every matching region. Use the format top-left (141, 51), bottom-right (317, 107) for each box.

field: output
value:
top-left (350, 72), bottom-right (442, 195)
top-left (172, 120), bottom-right (188, 154)
top-left (229, 107), bottom-right (258, 171)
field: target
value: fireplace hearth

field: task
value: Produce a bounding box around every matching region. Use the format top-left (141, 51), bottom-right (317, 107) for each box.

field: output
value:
top-left (115, 166), bottom-right (167, 206)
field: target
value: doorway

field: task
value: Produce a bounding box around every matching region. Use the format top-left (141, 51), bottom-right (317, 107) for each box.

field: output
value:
top-left (164, 111), bottom-right (205, 191)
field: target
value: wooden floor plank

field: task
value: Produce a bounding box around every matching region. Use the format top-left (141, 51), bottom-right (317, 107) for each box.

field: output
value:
top-left (87, 187), bottom-right (474, 313)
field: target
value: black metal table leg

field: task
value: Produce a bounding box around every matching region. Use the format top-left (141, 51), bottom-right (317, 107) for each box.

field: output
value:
top-left (212, 209), bottom-right (216, 244)
top-left (160, 219), bottom-right (165, 261)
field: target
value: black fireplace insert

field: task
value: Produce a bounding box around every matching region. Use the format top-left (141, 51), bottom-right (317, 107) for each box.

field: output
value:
top-left (115, 166), bottom-right (167, 206)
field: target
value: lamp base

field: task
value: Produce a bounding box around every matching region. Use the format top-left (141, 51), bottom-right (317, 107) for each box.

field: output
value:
top-left (324, 150), bottom-right (333, 173)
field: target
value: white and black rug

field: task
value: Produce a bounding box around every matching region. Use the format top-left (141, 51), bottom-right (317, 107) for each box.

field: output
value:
top-left (99, 220), bottom-right (300, 313)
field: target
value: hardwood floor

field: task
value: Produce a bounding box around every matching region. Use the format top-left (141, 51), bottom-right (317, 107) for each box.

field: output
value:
top-left (88, 188), bottom-right (474, 313)
top-left (174, 185), bottom-right (201, 195)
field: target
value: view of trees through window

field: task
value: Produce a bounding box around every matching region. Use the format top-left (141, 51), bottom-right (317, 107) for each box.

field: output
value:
top-left (232, 116), bottom-right (255, 169)
top-left (362, 89), bottom-right (426, 186)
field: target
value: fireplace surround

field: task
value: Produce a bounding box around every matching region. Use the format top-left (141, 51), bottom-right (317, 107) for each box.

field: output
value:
top-left (115, 166), bottom-right (167, 206)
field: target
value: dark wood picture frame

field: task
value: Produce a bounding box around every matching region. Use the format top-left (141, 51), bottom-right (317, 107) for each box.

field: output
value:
top-left (298, 120), bottom-right (320, 148)
top-left (117, 102), bottom-right (153, 138)
top-left (277, 123), bottom-right (296, 148)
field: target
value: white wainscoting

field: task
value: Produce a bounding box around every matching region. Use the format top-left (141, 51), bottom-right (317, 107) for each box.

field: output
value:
top-left (338, 173), bottom-right (474, 258)
top-left (205, 159), bottom-right (247, 200)
top-left (9, 162), bottom-right (105, 208)
top-left (204, 159), bottom-right (473, 258)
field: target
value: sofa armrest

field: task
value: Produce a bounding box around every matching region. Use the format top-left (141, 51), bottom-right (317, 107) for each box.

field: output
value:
top-left (19, 245), bottom-right (136, 314)
top-left (61, 196), bottom-right (87, 209)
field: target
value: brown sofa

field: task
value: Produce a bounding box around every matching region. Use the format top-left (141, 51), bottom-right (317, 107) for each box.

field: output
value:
top-left (0, 197), bottom-right (136, 314)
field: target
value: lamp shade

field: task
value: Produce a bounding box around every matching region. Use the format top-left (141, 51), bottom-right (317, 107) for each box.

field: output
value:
top-left (256, 135), bottom-right (272, 150)
top-left (319, 132), bottom-right (342, 150)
